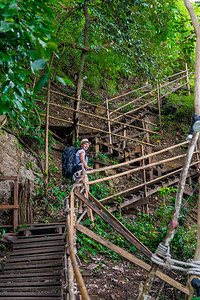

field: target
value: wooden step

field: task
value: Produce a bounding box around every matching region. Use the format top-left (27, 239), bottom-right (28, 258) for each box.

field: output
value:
top-left (4, 261), bottom-right (62, 270)
top-left (13, 240), bottom-right (64, 249)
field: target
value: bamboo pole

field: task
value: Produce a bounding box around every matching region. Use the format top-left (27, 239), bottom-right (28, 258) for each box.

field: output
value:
top-left (95, 137), bottom-right (100, 169)
top-left (41, 114), bottom-right (156, 147)
top-left (110, 88), bottom-right (157, 115)
top-left (85, 141), bottom-right (190, 175)
top-left (66, 212), bottom-right (90, 300)
top-left (161, 69), bottom-right (188, 81)
top-left (104, 84), bottom-right (153, 103)
top-left (122, 125), bottom-right (127, 150)
top-left (41, 88), bottom-right (156, 126)
top-left (105, 97), bottom-right (113, 154)
top-left (99, 160), bottom-right (199, 203)
top-left (82, 163), bottom-right (94, 224)
top-left (143, 118), bottom-right (153, 181)
top-left (36, 99), bottom-right (156, 134)
top-left (87, 152), bottom-right (197, 186)
top-left (185, 63), bottom-right (191, 95)
top-left (140, 145), bottom-right (149, 215)
top-left (157, 82), bottom-right (161, 126)
top-left (160, 73), bottom-right (192, 89)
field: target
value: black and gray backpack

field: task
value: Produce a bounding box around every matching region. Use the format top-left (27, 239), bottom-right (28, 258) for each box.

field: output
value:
top-left (62, 146), bottom-right (86, 178)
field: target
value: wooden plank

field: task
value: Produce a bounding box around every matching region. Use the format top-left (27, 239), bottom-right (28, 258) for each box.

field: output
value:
top-left (0, 272), bottom-right (62, 279)
top-left (14, 235), bottom-right (64, 244)
top-left (0, 297), bottom-right (61, 300)
top-left (0, 281), bottom-right (61, 287)
top-left (0, 291), bottom-right (61, 296)
top-left (0, 275), bottom-right (61, 282)
top-left (4, 267), bottom-right (62, 274)
top-left (6, 254), bottom-right (63, 263)
top-left (0, 205), bottom-right (19, 209)
top-left (13, 240), bottom-right (64, 249)
top-left (17, 233), bottom-right (64, 239)
top-left (0, 176), bottom-right (18, 181)
top-left (76, 223), bottom-right (189, 295)
top-left (10, 246), bottom-right (64, 256)
top-left (0, 286), bottom-right (61, 291)
top-left (75, 190), bottom-right (152, 259)
top-left (4, 262), bottom-right (62, 270)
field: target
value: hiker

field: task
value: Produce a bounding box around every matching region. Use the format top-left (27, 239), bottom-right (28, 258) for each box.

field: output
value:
top-left (186, 113), bottom-right (200, 141)
top-left (73, 138), bottom-right (93, 213)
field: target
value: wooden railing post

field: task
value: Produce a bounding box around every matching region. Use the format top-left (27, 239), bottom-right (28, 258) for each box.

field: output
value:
top-left (185, 62), bottom-right (191, 95)
top-left (157, 82), bottom-right (161, 126)
top-left (105, 97), bottom-right (113, 154)
top-left (95, 137), bottom-right (100, 169)
top-left (13, 177), bottom-right (19, 230)
top-left (122, 125), bottom-right (127, 150)
top-left (140, 145), bottom-right (149, 216)
top-left (142, 118), bottom-right (153, 181)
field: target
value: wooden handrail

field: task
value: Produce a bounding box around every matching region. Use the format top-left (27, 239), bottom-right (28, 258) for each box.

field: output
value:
top-left (40, 89), bottom-right (156, 126)
top-left (160, 73), bottom-right (192, 89)
top-left (36, 99), bottom-right (157, 134)
top-left (41, 114), bottom-right (156, 147)
top-left (87, 152), bottom-right (197, 186)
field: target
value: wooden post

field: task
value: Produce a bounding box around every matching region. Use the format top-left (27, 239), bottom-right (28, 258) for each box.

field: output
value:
top-left (142, 118), bottom-right (153, 181)
top-left (185, 62), bottom-right (191, 95)
top-left (140, 145), bottom-right (149, 216)
top-left (82, 163), bottom-right (94, 225)
top-left (95, 137), bottom-right (100, 169)
top-left (105, 97), bottom-right (113, 154)
top-left (124, 149), bottom-right (130, 179)
top-left (122, 125), bottom-right (127, 150)
top-left (157, 82), bottom-right (162, 126)
top-left (13, 177), bottom-right (19, 230)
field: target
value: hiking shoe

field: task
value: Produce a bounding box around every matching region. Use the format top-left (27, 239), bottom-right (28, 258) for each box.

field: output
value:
top-left (186, 134), bottom-right (193, 141)
top-left (193, 120), bottom-right (200, 132)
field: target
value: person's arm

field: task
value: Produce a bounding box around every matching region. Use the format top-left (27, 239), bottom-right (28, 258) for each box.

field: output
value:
top-left (79, 151), bottom-right (93, 170)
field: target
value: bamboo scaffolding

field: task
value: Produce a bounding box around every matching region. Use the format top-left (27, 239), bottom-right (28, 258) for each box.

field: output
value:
top-left (99, 159), bottom-right (199, 203)
top-left (37, 99), bottom-right (156, 134)
top-left (41, 88), bottom-right (156, 126)
top-left (105, 97), bottom-right (113, 153)
top-left (87, 152), bottom-right (198, 186)
top-left (110, 88), bottom-right (157, 115)
top-left (85, 141), bottom-right (189, 175)
top-left (76, 223), bottom-right (189, 295)
top-left (41, 114), bottom-right (156, 147)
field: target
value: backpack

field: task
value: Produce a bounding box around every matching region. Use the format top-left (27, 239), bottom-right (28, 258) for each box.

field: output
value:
top-left (62, 146), bottom-right (86, 178)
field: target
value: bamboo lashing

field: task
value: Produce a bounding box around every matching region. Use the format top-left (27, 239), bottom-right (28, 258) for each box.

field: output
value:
top-left (40, 114), bottom-right (156, 147)
top-left (41, 87), bottom-right (156, 126)
top-left (36, 99), bottom-right (156, 134)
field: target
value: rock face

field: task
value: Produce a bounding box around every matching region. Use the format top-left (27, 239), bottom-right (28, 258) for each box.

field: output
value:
top-left (0, 131), bottom-right (41, 203)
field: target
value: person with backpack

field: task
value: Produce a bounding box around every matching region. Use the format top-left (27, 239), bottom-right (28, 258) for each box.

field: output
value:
top-left (73, 138), bottom-right (93, 213)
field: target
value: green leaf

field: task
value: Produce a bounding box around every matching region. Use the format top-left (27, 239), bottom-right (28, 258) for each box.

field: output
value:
top-left (56, 76), bottom-right (74, 87)
top-left (0, 98), bottom-right (10, 114)
top-left (34, 74), bottom-right (49, 93)
top-left (31, 59), bottom-right (47, 71)
top-left (0, 21), bottom-right (12, 32)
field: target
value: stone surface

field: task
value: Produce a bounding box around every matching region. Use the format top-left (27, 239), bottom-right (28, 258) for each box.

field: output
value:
top-left (0, 130), bottom-right (41, 203)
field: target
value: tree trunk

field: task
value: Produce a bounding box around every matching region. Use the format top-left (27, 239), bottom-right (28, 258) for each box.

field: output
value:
top-left (72, 1), bottom-right (90, 144)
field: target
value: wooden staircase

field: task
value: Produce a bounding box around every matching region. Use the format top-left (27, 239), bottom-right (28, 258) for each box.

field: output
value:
top-left (0, 223), bottom-right (65, 300)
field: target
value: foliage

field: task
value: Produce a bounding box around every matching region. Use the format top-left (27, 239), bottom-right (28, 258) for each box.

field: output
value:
top-left (0, 0), bottom-right (57, 118)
